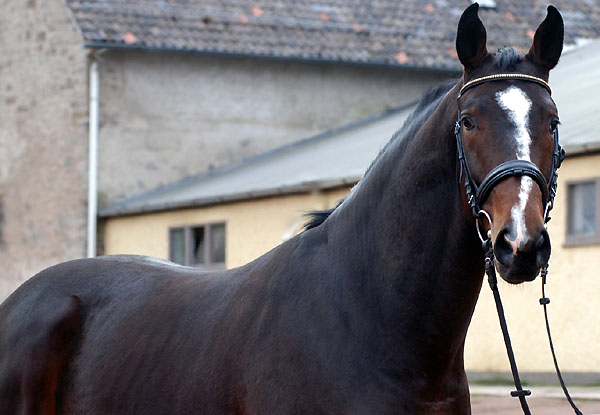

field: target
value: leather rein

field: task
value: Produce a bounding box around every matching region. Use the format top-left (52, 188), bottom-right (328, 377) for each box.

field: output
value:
top-left (455, 74), bottom-right (583, 415)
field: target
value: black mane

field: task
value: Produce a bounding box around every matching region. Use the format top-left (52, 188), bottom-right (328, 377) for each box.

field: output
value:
top-left (303, 208), bottom-right (337, 231)
top-left (304, 80), bottom-right (457, 231)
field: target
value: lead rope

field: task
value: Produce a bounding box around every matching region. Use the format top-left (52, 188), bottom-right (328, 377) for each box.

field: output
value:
top-left (483, 238), bottom-right (584, 415)
top-left (540, 265), bottom-right (584, 415)
top-left (538, 120), bottom-right (584, 414)
top-left (483, 238), bottom-right (532, 415)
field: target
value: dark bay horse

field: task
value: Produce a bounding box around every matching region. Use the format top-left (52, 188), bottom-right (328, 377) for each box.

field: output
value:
top-left (0, 4), bottom-right (565, 414)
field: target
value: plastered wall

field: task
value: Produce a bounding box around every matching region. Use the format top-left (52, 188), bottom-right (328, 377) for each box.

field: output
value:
top-left (465, 153), bottom-right (600, 373)
top-left (103, 188), bottom-right (349, 268)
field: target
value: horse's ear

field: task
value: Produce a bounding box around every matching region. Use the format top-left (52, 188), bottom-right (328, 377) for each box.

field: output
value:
top-left (456, 3), bottom-right (488, 72)
top-left (526, 6), bottom-right (564, 72)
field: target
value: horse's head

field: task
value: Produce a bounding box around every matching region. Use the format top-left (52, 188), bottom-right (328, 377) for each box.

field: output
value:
top-left (455, 4), bottom-right (564, 284)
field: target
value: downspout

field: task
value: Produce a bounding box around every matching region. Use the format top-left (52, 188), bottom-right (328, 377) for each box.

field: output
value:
top-left (87, 58), bottom-right (99, 258)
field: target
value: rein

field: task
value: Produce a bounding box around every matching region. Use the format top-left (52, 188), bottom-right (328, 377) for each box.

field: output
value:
top-left (455, 74), bottom-right (582, 414)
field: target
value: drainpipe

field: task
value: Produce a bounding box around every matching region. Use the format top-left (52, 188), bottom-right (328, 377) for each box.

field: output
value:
top-left (87, 58), bottom-right (99, 258)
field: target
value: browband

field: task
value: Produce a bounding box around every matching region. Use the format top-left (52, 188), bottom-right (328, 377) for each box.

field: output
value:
top-left (458, 73), bottom-right (552, 100)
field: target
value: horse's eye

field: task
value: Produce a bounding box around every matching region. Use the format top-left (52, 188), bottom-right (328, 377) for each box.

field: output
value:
top-left (549, 119), bottom-right (560, 133)
top-left (462, 117), bottom-right (475, 131)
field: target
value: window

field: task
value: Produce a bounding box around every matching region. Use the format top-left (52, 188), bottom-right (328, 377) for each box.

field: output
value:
top-left (566, 179), bottom-right (600, 245)
top-left (169, 223), bottom-right (226, 268)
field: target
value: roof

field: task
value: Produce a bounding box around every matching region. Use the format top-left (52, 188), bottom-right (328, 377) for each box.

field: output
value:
top-left (65, 0), bottom-right (600, 71)
top-left (551, 39), bottom-right (600, 154)
top-left (100, 104), bottom-right (415, 217)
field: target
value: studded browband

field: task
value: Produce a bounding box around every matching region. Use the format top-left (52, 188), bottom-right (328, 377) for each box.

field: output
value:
top-left (457, 73), bottom-right (552, 100)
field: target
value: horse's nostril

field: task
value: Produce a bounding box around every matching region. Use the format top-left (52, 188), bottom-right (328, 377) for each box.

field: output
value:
top-left (493, 227), bottom-right (551, 272)
top-left (493, 228), bottom-right (514, 268)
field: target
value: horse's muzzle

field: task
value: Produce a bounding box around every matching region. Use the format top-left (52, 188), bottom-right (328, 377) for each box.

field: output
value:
top-left (493, 226), bottom-right (551, 283)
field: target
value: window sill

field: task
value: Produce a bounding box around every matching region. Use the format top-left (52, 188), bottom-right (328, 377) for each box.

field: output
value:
top-left (563, 235), bottom-right (600, 247)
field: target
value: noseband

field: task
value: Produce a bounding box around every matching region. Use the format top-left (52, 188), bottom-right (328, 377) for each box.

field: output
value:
top-left (454, 73), bottom-right (565, 227)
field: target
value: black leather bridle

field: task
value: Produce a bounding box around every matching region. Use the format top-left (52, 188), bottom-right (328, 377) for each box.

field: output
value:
top-left (455, 74), bottom-right (584, 415)
top-left (454, 73), bottom-right (565, 228)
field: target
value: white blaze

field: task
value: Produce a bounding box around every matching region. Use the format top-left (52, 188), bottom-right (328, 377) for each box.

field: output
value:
top-left (496, 86), bottom-right (533, 249)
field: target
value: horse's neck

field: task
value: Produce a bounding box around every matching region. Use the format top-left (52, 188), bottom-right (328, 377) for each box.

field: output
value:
top-left (325, 87), bottom-right (484, 381)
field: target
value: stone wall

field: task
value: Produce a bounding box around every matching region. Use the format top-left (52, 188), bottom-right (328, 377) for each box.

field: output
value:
top-left (97, 50), bottom-right (454, 205)
top-left (0, 0), bottom-right (89, 300)
top-left (0, 1), bottom-right (455, 301)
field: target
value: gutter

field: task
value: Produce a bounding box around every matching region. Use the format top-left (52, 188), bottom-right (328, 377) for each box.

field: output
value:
top-left (563, 142), bottom-right (600, 157)
top-left (87, 58), bottom-right (99, 257)
top-left (99, 178), bottom-right (359, 218)
top-left (81, 42), bottom-right (462, 75)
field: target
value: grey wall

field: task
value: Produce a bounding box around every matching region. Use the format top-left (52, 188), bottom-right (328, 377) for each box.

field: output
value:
top-left (0, 0), bottom-right (89, 300)
top-left (97, 51), bottom-right (454, 205)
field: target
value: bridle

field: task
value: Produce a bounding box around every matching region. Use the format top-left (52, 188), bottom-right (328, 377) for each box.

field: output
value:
top-left (455, 73), bottom-right (565, 234)
top-left (455, 74), bottom-right (583, 415)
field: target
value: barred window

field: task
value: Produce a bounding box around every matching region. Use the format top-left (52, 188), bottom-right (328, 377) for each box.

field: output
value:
top-left (566, 180), bottom-right (600, 245)
top-left (169, 223), bottom-right (226, 268)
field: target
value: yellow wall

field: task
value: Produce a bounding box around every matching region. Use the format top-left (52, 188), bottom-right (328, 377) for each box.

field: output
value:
top-left (465, 153), bottom-right (600, 373)
top-left (105, 155), bottom-right (600, 373)
top-left (104, 188), bottom-right (349, 268)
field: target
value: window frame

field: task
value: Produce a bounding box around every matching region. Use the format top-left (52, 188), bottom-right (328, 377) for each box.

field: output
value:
top-left (169, 222), bottom-right (226, 269)
top-left (564, 178), bottom-right (600, 246)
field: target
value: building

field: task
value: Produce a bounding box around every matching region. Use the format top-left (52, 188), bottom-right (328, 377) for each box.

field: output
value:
top-left (101, 40), bottom-right (600, 378)
top-left (2, 0), bottom-right (466, 300)
top-left (101, 105), bottom-right (413, 267)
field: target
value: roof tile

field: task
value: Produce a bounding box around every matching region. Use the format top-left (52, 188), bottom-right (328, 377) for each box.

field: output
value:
top-left (65, 0), bottom-right (600, 70)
